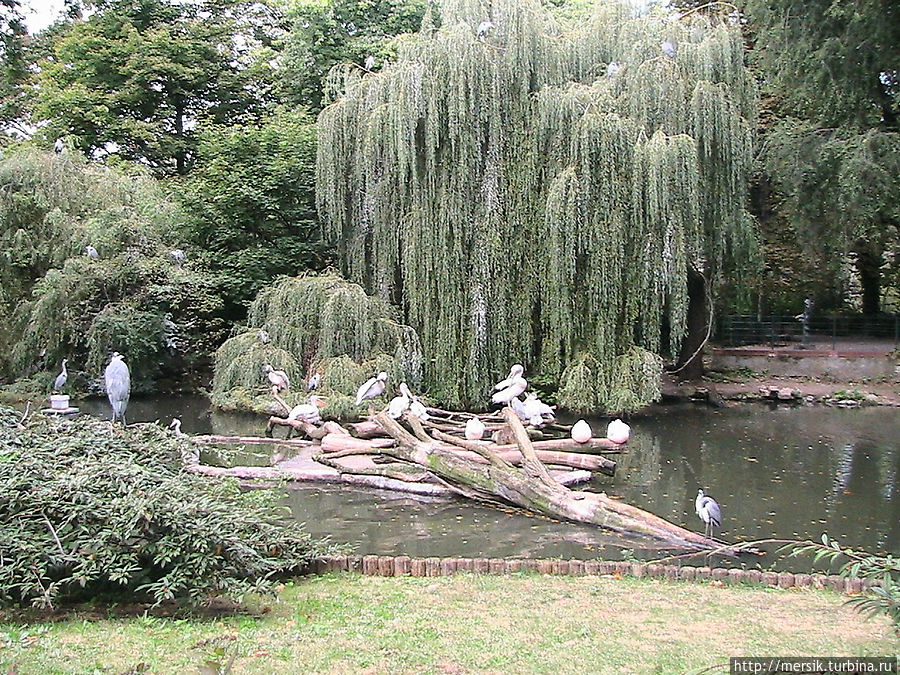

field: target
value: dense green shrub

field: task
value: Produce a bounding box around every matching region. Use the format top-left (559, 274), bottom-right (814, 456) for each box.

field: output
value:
top-left (0, 406), bottom-right (333, 609)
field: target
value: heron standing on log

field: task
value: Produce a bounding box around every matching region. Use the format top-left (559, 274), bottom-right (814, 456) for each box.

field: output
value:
top-left (695, 489), bottom-right (722, 538)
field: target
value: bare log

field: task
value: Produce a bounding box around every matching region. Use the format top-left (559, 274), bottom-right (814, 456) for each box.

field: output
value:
top-left (319, 434), bottom-right (395, 453)
top-left (267, 416), bottom-right (328, 440)
top-left (192, 434), bottom-right (313, 447)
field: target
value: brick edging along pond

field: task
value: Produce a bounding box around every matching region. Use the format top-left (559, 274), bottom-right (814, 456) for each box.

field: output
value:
top-left (311, 555), bottom-right (866, 595)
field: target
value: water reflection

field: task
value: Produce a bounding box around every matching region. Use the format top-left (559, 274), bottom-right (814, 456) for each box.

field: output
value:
top-left (41, 395), bottom-right (900, 561)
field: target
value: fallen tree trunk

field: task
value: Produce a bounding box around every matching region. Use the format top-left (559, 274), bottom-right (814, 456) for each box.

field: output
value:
top-left (367, 410), bottom-right (728, 552)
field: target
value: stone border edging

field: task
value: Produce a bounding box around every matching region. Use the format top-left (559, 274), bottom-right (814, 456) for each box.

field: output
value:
top-left (311, 555), bottom-right (867, 595)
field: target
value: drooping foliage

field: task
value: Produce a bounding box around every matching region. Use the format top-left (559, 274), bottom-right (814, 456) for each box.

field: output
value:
top-left (0, 147), bottom-right (222, 390)
top-left (317, 0), bottom-right (757, 411)
top-left (0, 406), bottom-right (332, 609)
top-left (211, 273), bottom-right (423, 414)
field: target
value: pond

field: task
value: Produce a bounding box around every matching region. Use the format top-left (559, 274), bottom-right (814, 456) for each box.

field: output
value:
top-left (72, 395), bottom-right (900, 564)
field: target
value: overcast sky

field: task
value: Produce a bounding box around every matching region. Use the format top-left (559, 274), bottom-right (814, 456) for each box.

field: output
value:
top-left (21, 0), bottom-right (66, 34)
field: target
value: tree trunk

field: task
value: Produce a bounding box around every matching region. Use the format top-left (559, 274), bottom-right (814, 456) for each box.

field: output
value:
top-left (675, 266), bottom-right (708, 380)
top-left (855, 244), bottom-right (882, 315)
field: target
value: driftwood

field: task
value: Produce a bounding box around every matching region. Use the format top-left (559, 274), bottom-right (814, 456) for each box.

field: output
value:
top-left (360, 409), bottom-right (728, 552)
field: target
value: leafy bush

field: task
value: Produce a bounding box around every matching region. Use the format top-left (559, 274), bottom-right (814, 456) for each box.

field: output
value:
top-left (785, 534), bottom-right (900, 633)
top-left (0, 406), bottom-right (333, 609)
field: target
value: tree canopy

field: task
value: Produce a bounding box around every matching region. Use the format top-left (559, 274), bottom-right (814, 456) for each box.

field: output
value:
top-left (33, 0), bottom-right (281, 175)
top-left (317, 0), bottom-right (758, 411)
top-left (745, 0), bottom-right (900, 313)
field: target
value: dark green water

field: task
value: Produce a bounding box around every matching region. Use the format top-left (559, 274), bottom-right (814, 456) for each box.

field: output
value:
top-left (73, 396), bottom-right (899, 564)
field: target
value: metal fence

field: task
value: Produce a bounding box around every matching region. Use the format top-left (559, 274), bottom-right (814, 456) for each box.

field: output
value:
top-left (717, 314), bottom-right (900, 349)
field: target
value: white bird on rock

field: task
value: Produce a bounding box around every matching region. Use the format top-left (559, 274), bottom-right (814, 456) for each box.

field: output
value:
top-left (492, 364), bottom-right (527, 405)
top-left (53, 358), bottom-right (68, 392)
top-left (571, 419), bottom-right (592, 443)
top-left (606, 418), bottom-right (631, 444)
top-left (388, 383), bottom-right (412, 419)
top-left (356, 371), bottom-right (388, 405)
top-left (263, 364), bottom-right (290, 392)
top-left (696, 489), bottom-right (722, 538)
top-left (465, 417), bottom-right (485, 441)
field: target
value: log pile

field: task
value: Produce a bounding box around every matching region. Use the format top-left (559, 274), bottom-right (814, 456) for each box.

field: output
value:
top-left (191, 403), bottom-right (733, 553)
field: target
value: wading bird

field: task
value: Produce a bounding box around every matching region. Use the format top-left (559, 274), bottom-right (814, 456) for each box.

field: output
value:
top-left (695, 489), bottom-right (722, 538)
top-left (356, 371), bottom-right (388, 405)
top-left (168, 417), bottom-right (185, 436)
top-left (606, 61), bottom-right (620, 77)
top-left (170, 249), bottom-right (185, 265)
top-left (263, 364), bottom-right (290, 392)
top-left (364, 55), bottom-right (376, 71)
top-left (477, 20), bottom-right (494, 39)
top-left (571, 419), bottom-right (592, 443)
top-left (307, 372), bottom-right (321, 392)
top-left (288, 395), bottom-right (326, 424)
top-left (104, 352), bottom-right (130, 425)
top-left (491, 364), bottom-right (527, 405)
top-left (387, 383), bottom-right (412, 419)
top-left (661, 40), bottom-right (676, 58)
top-left (85, 245), bottom-right (99, 260)
top-left (53, 358), bottom-right (68, 392)
top-left (606, 418), bottom-right (631, 444)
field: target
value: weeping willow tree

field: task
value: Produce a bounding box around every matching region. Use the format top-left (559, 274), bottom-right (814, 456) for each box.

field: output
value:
top-left (317, 0), bottom-right (758, 412)
top-left (1, 147), bottom-right (220, 390)
top-left (211, 273), bottom-right (423, 414)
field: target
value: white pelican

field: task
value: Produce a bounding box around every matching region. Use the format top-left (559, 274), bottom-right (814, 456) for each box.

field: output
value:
top-left (571, 419), bottom-right (592, 443)
top-left (465, 417), bottom-right (485, 441)
top-left (606, 419), bottom-right (631, 444)
top-left (409, 398), bottom-right (429, 421)
top-left (387, 383), bottom-right (412, 419)
top-left (696, 489), bottom-right (722, 538)
top-left (288, 395), bottom-right (327, 424)
top-left (356, 371), bottom-right (388, 405)
top-left (492, 364), bottom-right (527, 405)
top-left (53, 358), bottom-right (68, 392)
top-left (520, 393), bottom-right (555, 426)
top-left (493, 364), bottom-right (524, 391)
top-left (263, 364), bottom-right (290, 391)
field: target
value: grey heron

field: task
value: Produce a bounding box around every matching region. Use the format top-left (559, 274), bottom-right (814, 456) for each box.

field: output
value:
top-left (53, 358), bottom-right (68, 392)
top-left (364, 55), bottom-right (376, 71)
top-left (355, 371), bottom-right (387, 405)
top-left (104, 352), bottom-right (130, 425)
top-left (85, 245), bottom-right (99, 260)
top-left (263, 364), bottom-right (290, 392)
top-left (695, 489), bottom-right (722, 538)
top-left (307, 372), bottom-right (321, 391)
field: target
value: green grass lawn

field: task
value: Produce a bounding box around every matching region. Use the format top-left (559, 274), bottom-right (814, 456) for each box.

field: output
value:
top-left (1, 573), bottom-right (896, 674)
